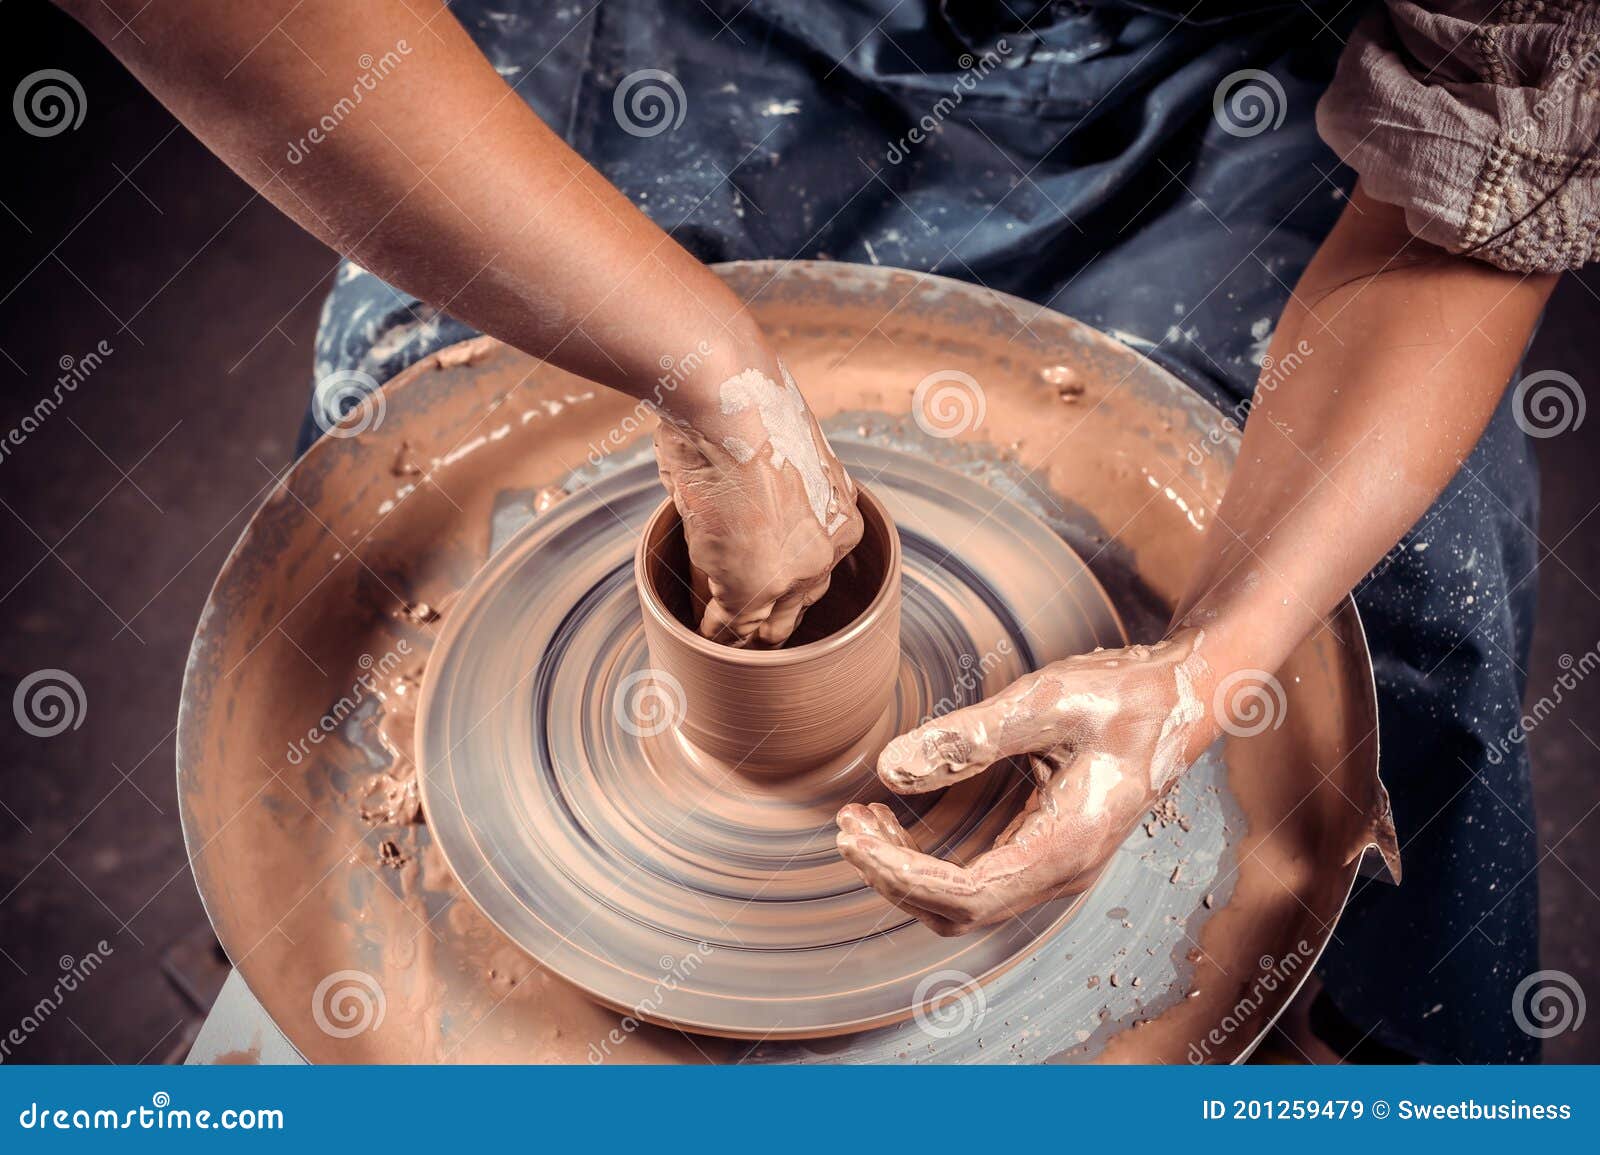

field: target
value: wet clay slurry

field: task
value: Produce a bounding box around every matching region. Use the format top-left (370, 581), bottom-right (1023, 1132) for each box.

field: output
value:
top-left (178, 263), bottom-right (1392, 1063)
top-left (637, 486), bottom-right (900, 774)
top-left (416, 452), bottom-right (1118, 1038)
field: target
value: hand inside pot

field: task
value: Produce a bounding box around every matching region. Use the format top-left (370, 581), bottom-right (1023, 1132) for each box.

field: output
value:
top-left (654, 357), bottom-right (862, 649)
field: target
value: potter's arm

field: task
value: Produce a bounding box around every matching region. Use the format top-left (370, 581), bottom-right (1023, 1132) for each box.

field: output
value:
top-left (1169, 186), bottom-right (1554, 685)
top-left (59, 0), bottom-right (861, 647)
top-left (59, 0), bottom-right (763, 418)
top-left (837, 187), bottom-right (1555, 934)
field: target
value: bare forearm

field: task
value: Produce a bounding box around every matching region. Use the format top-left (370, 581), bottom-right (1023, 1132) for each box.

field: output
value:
top-left (842, 195), bottom-right (1563, 925)
top-left (1176, 187), bottom-right (1555, 679)
top-left (62, 0), bottom-right (764, 421)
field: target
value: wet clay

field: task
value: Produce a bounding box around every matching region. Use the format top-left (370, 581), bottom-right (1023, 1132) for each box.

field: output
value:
top-left (178, 264), bottom-right (1392, 1064)
top-left (837, 630), bottom-right (1220, 937)
top-left (652, 358), bottom-right (862, 648)
top-left (636, 486), bottom-right (899, 773)
top-left (415, 451), bottom-right (1112, 1037)
top-left (645, 495), bottom-right (884, 646)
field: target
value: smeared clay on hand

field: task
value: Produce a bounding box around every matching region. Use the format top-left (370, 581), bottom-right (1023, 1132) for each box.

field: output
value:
top-left (654, 361), bottom-right (863, 648)
top-left (837, 631), bottom-right (1215, 936)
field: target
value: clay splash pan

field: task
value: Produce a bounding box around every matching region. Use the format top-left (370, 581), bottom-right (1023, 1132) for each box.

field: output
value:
top-left (178, 262), bottom-right (1391, 1064)
top-left (416, 451), bottom-right (1125, 1039)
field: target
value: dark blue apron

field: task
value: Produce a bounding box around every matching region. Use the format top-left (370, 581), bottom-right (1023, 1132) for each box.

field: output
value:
top-left (305, 0), bottom-right (1543, 1062)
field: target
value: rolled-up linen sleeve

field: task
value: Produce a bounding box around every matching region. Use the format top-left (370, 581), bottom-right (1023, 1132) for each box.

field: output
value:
top-left (1317, 0), bottom-right (1600, 273)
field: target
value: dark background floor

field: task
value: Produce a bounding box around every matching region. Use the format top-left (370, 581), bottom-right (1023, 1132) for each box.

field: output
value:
top-left (2, 4), bottom-right (1595, 1063)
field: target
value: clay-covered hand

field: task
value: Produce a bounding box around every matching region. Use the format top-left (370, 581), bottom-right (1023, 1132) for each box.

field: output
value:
top-left (654, 360), bottom-right (863, 648)
top-left (835, 631), bottom-right (1217, 935)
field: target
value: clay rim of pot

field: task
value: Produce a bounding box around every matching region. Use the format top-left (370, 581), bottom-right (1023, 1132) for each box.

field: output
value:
top-left (634, 484), bottom-right (901, 664)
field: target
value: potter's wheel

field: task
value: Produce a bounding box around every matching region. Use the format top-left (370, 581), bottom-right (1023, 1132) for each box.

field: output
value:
top-left (179, 261), bottom-right (1394, 1064)
top-left (418, 449), bottom-right (1123, 1038)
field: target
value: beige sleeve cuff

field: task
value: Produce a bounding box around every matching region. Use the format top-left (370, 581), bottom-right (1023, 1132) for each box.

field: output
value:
top-left (1316, 0), bottom-right (1600, 273)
